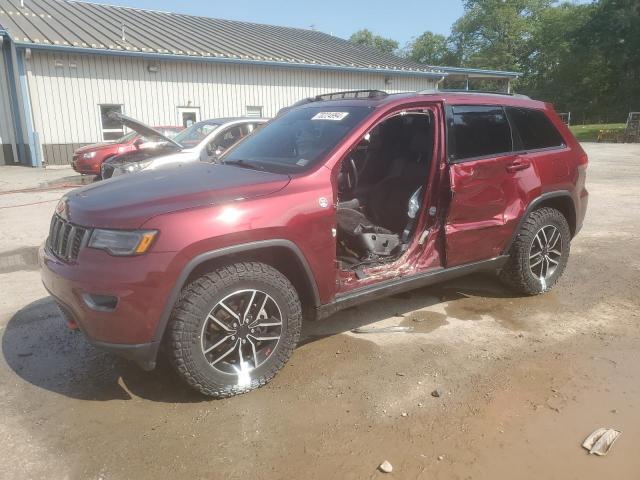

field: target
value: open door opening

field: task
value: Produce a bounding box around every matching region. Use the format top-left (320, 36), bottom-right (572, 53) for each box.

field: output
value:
top-left (335, 111), bottom-right (434, 271)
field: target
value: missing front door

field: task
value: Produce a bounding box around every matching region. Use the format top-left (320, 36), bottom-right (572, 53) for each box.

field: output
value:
top-left (177, 107), bottom-right (200, 128)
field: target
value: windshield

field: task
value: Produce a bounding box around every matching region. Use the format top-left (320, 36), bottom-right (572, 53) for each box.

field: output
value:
top-left (114, 131), bottom-right (137, 144)
top-left (172, 120), bottom-right (220, 149)
top-left (222, 106), bottom-right (372, 173)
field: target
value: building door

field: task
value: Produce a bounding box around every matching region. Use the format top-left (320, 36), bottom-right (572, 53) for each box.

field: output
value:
top-left (177, 107), bottom-right (200, 128)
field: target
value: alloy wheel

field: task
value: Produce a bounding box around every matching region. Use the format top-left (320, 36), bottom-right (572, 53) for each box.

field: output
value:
top-left (200, 289), bottom-right (283, 375)
top-left (529, 225), bottom-right (562, 285)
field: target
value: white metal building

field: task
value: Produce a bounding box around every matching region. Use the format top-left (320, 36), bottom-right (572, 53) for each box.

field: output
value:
top-left (0, 0), bottom-right (519, 166)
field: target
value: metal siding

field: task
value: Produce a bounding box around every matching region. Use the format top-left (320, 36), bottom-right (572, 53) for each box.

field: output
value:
top-left (26, 51), bottom-right (436, 163)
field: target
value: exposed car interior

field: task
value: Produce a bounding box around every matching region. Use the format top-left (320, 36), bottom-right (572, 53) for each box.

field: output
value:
top-left (336, 112), bottom-right (434, 269)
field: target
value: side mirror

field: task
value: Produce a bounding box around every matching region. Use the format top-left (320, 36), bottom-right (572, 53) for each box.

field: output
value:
top-left (133, 137), bottom-right (144, 148)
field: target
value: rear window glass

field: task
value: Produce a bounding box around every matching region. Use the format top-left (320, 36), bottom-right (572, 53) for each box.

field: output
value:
top-left (450, 106), bottom-right (512, 161)
top-left (507, 108), bottom-right (565, 150)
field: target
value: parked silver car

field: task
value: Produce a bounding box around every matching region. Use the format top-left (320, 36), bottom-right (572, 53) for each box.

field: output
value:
top-left (101, 115), bottom-right (267, 179)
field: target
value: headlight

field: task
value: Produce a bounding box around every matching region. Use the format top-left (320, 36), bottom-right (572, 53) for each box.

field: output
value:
top-left (116, 160), bottom-right (154, 175)
top-left (82, 151), bottom-right (97, 159)
top-left (88, 229), bottom-right (158, 256)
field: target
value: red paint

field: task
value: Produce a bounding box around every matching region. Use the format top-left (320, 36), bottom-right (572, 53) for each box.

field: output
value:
top-left (71, 126), bottom-right (181, 175)
top-left (41, 92), bottom-right (588, 353)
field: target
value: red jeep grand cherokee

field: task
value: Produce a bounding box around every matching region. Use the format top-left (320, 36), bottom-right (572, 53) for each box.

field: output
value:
top-left (40, 90), bottom-right (588, 398)
top-left (71, 126), bottom-right (182, 176)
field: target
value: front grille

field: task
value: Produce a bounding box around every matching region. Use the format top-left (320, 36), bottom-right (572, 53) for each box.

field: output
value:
top-left (47, 215), bottom-right (90, 261)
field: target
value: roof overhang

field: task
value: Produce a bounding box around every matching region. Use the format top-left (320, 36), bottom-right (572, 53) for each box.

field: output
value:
top-left (435, 66), bottom-right (520, 80)
top-left (10, 40), bottom-right (449, 80)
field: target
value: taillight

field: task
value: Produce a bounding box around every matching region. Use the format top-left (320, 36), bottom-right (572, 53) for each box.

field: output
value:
top-left (578, 152), bottom-right (588, 167)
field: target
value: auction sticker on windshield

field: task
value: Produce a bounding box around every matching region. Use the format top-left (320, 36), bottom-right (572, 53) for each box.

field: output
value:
top-left (312, 112), bottom-right (350, 121)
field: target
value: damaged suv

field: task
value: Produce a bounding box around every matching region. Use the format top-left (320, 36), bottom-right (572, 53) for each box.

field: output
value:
top-left (40, 90), bottom-right (588, 398)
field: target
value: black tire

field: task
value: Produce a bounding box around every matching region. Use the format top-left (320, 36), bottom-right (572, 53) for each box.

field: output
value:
top-left (166, 262), bottom-right (302, 398)
top-left (499, 207), bottom-right (571, 295)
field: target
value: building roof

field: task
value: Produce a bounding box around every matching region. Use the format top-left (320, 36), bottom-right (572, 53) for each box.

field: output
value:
top-left (0, 0), bottom-right (518, 79)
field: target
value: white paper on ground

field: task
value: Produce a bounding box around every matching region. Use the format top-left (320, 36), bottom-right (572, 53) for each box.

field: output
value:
top-left (582, 428), bottom-right (622, 456)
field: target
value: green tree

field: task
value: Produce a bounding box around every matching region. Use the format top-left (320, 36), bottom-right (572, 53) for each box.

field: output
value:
top-left (349, 29), bottom-right (399, 55)
top-left (519, 3), bottom-right (594, 117)
top-left (406, 31), bottom-right (457, 66)
top-left (572, 0), bottom-right (640, 122)
top-left (349, 0), bottom-right (639, 122)
top-left (449, 0), bottom-right (554, 72)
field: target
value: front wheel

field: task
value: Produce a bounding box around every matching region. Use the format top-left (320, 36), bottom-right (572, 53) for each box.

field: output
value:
top-left (499, 207), bottom-right (571, 295)
top-left (166, 262), bottom-right (302, 398)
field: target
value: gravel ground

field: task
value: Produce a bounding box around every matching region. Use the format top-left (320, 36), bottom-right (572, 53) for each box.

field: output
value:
top-left (0, 144), bottom-right (639, 479)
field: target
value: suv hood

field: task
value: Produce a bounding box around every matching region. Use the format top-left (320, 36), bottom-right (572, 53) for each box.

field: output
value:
top-left (63, 163), bottom-right (290, 228)
top-left (108, 112), bottom-right (182, 148)
top-left (105, 145), bottom-right (183, 166)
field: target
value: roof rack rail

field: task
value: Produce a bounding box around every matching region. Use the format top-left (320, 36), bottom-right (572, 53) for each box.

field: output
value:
top-left (276, 90), bottom-right (389, 117)
top-left (314, 89), bottom-right (388, 101)
top-left (419, 88), bottom-right (531, 100)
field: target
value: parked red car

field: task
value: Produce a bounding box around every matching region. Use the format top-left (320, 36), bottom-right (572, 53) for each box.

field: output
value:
top-left (41, 90), bottom-right (588, 398)
top-left (71, 126), bottom-right (182, 176)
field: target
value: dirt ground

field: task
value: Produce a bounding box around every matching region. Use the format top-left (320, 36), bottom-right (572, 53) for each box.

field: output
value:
top-left (0, 143), bottom-right (639, 480)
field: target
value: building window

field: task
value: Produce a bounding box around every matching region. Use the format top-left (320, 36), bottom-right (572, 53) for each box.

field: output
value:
top-left (99, 104), bottom-right (124, 141)
top-left (246, 106), bottom-right (263, 118)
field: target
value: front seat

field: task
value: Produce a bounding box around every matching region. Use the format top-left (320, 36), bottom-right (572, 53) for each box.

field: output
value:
top-left (367, 124), bottom-right (433, 233)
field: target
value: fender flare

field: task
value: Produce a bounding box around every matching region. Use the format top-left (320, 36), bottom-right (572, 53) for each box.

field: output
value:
top-left (152, 239), bottom-right (320, 344)
top-left (502, 190), bottom-right (575, 254)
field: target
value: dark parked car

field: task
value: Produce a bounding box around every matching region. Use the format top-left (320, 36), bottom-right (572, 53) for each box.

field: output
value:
top-left (41, 90), bottom-right (588, 398)
top-left (71, 124), bottom-right (182, 176)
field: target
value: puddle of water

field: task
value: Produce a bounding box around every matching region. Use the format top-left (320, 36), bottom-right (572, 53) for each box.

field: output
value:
top-left (401, 311), bottom-right (449, 333)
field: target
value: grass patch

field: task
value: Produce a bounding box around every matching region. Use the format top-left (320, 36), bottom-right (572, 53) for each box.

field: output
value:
top-left (569, 123), bottom-right (626, 142)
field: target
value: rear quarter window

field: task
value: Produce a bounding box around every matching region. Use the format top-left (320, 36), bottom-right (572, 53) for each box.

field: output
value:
top-left (449, 105), bottom-right (513, 161)
top-left (507, 107), bottom-right (565, 150)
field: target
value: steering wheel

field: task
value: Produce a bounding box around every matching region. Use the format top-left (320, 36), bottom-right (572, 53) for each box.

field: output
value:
top-left (352, 142), bottom-right (369, 176)
top-left (338, 156), bottom-right (359, 195)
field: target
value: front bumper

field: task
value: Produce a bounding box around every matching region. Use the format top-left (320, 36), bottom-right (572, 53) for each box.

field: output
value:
top-left (72, 156), bottom-right (101, 175)
top-left (39, 244), bottom-right (178, 370)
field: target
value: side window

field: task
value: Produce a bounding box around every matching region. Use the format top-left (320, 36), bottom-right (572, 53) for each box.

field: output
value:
top-left (99, 104), bottom-right (124, 141)
top-left (507, 107), bottom-right (565, 150)
top-left (242, 123), bottom-right (257, 135)
top-left (206, 125), bottom-right (243, 158)
top-left (218, 126), bottom-right (243, 149)
top-left (450, 105), bottom-right (512, 161)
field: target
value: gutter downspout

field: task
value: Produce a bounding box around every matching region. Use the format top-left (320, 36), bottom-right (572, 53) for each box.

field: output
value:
top-left (15, 47), bottom-right (40, 167)
top-left (0, 30), bottom-right (21, 164)
top-left (3, 30), bottom-right (38, 167)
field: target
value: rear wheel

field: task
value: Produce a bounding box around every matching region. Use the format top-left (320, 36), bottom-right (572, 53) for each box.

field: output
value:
top-left (166, 262), bottom-right (302, 398)
top-left (500, 207), bottom-right (571, 295)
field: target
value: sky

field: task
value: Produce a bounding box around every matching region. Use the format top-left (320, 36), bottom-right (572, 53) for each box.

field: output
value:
top-left (85, 0), bottom-right (467, 46)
